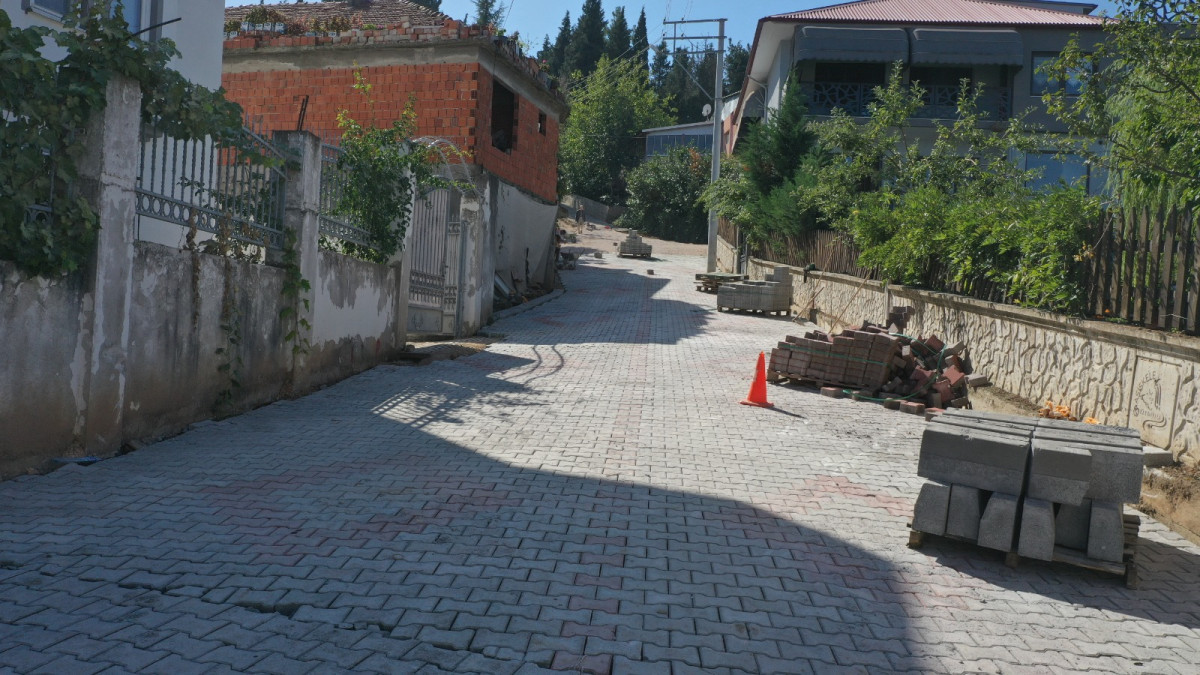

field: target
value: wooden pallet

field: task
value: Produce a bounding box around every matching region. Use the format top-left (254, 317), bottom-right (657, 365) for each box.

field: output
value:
top-left (907, 513), bottom-right (1141, 588)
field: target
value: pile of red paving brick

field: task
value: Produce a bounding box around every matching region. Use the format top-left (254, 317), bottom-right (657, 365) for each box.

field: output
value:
top-left (767, 306), bottom-right (989, 416)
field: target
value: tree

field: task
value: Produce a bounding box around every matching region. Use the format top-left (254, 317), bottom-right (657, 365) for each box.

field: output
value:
top-left (633, 8), bottom-right (649, 71)
top-left (1045, 1), bottom-right (1200, 207)
top-left (650, 39), bottom-right (670, 90)
top-left (739, 74), bottom-right (819, 195)
top-left (618, 147), bottom-right (712, 243)
top-left (410, 0), bottom-right (442, 11)
top-left (725, 42), bottom-right (749, 94)
top-left (605, 6), bottom-right (631, 61)
top-left (559, 55), bottom-right (675, 202)
top-left (563, 0), bottom-right (606, 79)
top-left (472, 0), bottom-right (505, 28)
top-left (544, 11), bottom-right (571, 79)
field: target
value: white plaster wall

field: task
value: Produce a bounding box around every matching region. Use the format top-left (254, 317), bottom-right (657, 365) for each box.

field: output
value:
top-left (311, 250), bottom-right (396, 345)
top-left (494, 181), bottom-right (557, 293)
top-left (750, 258), bottom-right (1200, 463)
top-left (1, 1), bottom-right (222, 86)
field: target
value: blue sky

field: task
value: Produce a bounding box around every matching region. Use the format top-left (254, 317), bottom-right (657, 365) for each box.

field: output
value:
top-left (224, 1), bottom-right (1126, 51)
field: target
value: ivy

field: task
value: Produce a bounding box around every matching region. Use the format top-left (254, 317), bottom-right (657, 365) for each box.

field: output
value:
top-left (0, 4), bottom-right (252, 277)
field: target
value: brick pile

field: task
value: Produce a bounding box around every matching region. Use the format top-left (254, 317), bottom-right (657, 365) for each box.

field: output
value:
top-left (716, 267), bottom-right (791, 315)
top-left (913, 410), bottom-right (1143, 565)
top-left (767, 306), bottom-right (975, 412)
top-left (617, 232), bottom-right (652, 258)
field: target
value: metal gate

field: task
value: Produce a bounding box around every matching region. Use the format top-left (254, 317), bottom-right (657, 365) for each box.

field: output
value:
top-left (407, 188), bottom-right (463, 336)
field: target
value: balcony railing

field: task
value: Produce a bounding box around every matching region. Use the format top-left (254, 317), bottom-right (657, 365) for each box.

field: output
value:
top-left (800, 82), bottom-right (1011, 121)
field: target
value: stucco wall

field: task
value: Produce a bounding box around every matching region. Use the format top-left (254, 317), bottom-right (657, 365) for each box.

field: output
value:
top-left (123, 243), bottom-right (291, 443)
top-left (749, 259), bottom-right (1200, 463)
top-left (494, 180), bottom-right (557, 292)
top-left (308, 249), bottom-right (404, 388)
top-left (0, 263), bottom-right (88, 476)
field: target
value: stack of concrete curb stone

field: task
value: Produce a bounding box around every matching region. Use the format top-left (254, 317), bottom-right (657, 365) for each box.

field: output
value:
top-left (913, 409), bottom-right (1142, 565)
top-left (617, 231), bottom-right (652, 258)
top-left (717, 266), bottom-right (792, 315)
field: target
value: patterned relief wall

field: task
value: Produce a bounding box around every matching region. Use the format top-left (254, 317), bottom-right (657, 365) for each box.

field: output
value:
top-left (749, 260), bottom-right (1200, 463)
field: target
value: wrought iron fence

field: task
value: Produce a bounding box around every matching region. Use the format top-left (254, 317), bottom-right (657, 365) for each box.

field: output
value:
top-left (800, 82), bottom-right (1010, 120)
top-left (317, 142), bottom-right (374, 249)
top-left (135, 122), bottom-right (287, 250)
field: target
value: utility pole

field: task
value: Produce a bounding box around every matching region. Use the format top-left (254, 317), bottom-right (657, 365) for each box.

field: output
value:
top-left (663, 18), bottom-right (726, 273)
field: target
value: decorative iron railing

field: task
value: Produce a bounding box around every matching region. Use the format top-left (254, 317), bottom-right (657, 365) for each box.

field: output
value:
top-left (135, 122), bottom-right (287, 250)
top-left (800, 82), bottom-right (1011, 121)
top-left (317, 142), bottom-right (374, 249)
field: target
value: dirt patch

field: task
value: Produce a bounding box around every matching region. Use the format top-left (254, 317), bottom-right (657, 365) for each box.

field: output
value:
top-left (396, 337), bottom-right (501, 365)
top-left (1140, 464), bottom-right (1200, 547)
top-left (969, 385), bottom-right (1041, 418)
top-left (557, 217), bottom-right (707, 260)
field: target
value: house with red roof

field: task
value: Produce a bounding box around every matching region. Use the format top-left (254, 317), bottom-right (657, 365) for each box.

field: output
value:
top-left (730, 0), bottom-right (1108, 192)
top-left (222, 0), bottom-right (568, 335)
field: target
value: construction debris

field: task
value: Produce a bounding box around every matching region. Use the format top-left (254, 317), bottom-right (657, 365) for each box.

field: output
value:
top-left (767, 306), bottom-right (974, 410)
top-left (617, 231), bottom-right (652, 258)
top-left (910, 409), bottom-right (1144, 586)
top-left (695, 272), bottom-right (748, 293)
top-left (717, 267), bottom-right (792, 316)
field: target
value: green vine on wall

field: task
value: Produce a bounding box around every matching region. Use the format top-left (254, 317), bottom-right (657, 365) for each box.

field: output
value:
top-left (331, 69), bottom-right (460, 263)
top-left (279, 228), bottom-right (312, 397)
top-left (0, 5), bottom-right (254, 277)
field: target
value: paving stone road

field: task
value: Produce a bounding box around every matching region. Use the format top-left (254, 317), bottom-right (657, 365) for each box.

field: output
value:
top-left (2, 247), bottom-right (1200, 674)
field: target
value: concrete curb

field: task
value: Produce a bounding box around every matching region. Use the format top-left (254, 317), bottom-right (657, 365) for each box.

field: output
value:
top-left (490, 289), bottom-right (566, 323)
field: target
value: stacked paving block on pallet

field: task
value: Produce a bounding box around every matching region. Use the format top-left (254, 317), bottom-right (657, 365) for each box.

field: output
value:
top-left (717, 266), bottom-right (792, 314)
top-left (617, 231), bottom-right (652, 258)
top-left (769, 329), bottom-right (898, 390)
top-left (912, 409), bottom-right (1143, 565)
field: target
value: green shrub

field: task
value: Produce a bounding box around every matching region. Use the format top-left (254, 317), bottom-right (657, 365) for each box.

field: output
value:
top-left (617, 147), bottom-right (710, 243)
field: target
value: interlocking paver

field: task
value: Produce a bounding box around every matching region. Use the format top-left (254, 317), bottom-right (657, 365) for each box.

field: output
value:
top-left (1, 241), bottom-right (1199, 673)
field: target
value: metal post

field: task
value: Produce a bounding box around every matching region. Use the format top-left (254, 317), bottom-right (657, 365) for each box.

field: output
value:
top-left (707, 20), bottom-right (726, 273)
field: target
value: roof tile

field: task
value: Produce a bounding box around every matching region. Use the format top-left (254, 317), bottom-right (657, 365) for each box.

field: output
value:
top-left (771, 0), bottom-right (1104, 26)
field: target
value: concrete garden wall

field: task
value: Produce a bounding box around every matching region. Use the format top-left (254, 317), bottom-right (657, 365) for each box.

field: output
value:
top-left (748, 258), bottom-right (1200, 463)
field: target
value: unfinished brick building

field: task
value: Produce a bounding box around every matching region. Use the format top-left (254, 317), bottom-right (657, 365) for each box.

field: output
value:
top-left (222, 0), bottom-right (568, 334)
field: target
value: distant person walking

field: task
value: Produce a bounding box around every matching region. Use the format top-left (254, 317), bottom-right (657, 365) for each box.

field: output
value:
top-left (575, 203), bottom-right (585, 232)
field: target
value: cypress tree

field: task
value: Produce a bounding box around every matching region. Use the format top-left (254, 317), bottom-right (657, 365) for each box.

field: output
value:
top-left (545, 12), bottom-right (571, 79)
top-left (473, 0), bottom-right (505, 28)
top-left (650, 39), bottom-right (671, 91)
top-left (604, 7), bottom-right (631, 61)
top-left (632, 8), bottom-right (649, 72)
top-left (563, 0), bottom-right (606, 78)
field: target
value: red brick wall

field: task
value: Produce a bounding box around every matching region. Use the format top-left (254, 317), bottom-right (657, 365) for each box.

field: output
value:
top-left (222, 59), bottom-right (559, 201)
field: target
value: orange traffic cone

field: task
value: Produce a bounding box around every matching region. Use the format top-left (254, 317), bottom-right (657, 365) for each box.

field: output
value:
top-left (740, 352), bottom-right (774, 408)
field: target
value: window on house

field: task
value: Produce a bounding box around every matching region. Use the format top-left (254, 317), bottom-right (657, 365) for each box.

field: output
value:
top-left (491, 81), bottom-right (518, 152)
top-left (1032, 53), bottom-right (1084, 96)
top-left (1026, 152), bottom-right (1090, 192)
top-left (909, 67), bottom-right (972, 89)
top-left (22, 0), bottom-right (154, 36)
top-left (538, 112), bottom-right (547, 136)
top-left (813, 62), bottom-right (888, 85)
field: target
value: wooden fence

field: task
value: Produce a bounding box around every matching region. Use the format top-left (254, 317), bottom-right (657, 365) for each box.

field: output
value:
top-left (1086, 206), bottom-right (1200, 335)
top-left (746, 208), bottom-right (1200, 336)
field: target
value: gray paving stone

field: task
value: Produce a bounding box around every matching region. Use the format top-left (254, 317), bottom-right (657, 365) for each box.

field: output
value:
top-left (911, 481), bottom-right (951, 536)
top-left (1017, 497), bottom-right (1055, 562)
top-left (977, 493), bottom-right (1020, 552)
top-left (2, 245), bottom-right (1200, 675)
top-left (1087, 501), bottom-right (1125, 563)
top-left (945, 485), bottom-right (984, 541)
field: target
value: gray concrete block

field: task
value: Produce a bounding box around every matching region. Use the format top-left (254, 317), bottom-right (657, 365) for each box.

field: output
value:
top-left (1055, 500), bottom-right (1091, 551)
top-left (944, 410), bottom-right (1040, 427)
top-left (911, 481), bottom-right (952, 536)
top-left (1017, 497), bottom-right (1055, 561)
top-left (921, 426), bottom-right (1031, 470)
top-left (928, 415), bottom-right (1036, 440)
top-left (1143, 446), bottom-right (1175, 468)
top-left (916, 456), bottom-right (1027, 495)
top-left (946, 485), bottom-right (984, 541)
top-left (1028, 440), bottom-right (1092, 505)
top-left (918, 424), bottom-right (1030, 493)
top-left (977, 493), bottom-right (1020, 552)
top-left (1036, 418), bottom-right (1140, 439)
top-left (1086, 445), bottom-right (1143, 504)
top-left (1087, 501), bottom-right (1125, 563)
